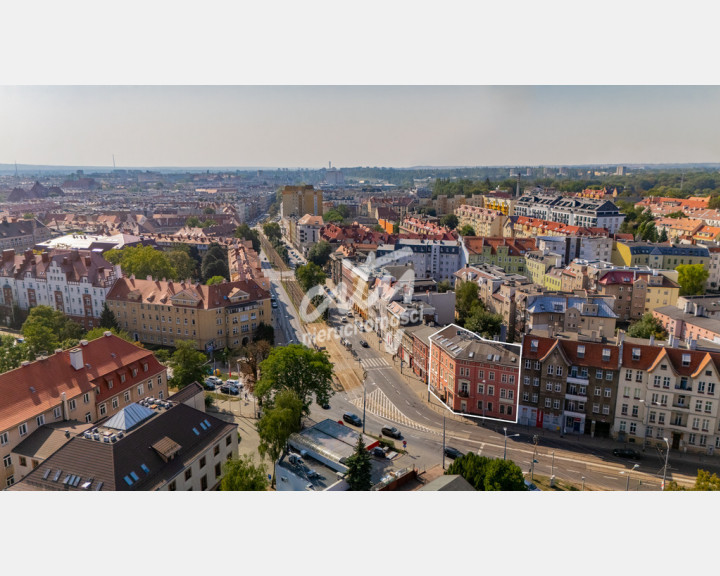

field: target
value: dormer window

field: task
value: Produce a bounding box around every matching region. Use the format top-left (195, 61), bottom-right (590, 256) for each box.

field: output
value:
top-left (132, 368), bottom-right (138, 377)
top-left (632, 348), bottom-right (641, 361)
top-left (682, 354), bottom-right (691, 367)
top-left (602, 349), bottom-right (611, 362)
top-left (530, 340), bottom-right (538, 352)
top-left (577, 345), bottom-right (585, 359)
top-left (120, 374), bottom-right (126, 383)
top-left (143, 363), bottom-right (149, 372)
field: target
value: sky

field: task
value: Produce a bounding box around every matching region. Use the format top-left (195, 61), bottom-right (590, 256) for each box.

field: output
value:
top-left (2, 85), bottom-right (720, 169)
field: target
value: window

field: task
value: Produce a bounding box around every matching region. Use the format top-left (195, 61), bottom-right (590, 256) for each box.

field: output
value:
top-left (592, 404), bottom-right (600, 414)
top-left (488, 386), bottom-right (494, 396)
top-left (556, 366), bottom-right (563, 376)
top-left (554, 383), bottom-right (561, 393)
top-left (596, 369), bottom-right (603, 380)
top-left (606, 371), bottom-right (613, 381)
top-left (120, 374), bottom-right (126, 383)
top-left (621, 404), bottom-right (628, 416)
top-left (137, 384), bottom-right (144, 396)
top-left (489, 372), bottom-right (495, 381)
top-left (226, 435), bottom-right (232, 446)
top-left (523, 376), bottom-right (530, 386)
top-left (594, 387), bottom-right (601, 396)
top-left (547, 365), bottom-right (554, 375)
top-left (215, 462), bottom-right (222, 477)
top-left (546, 383), bottom-right (553, 392)
top-left (635, 372), bottom-right (643, 383)
top-left (83, 393), bottom-right (90, 404)
top-left (112, 397), bottom-right (119, 409)
top-left (629, 422), bottom-right (637, 434)
top-left (214, 444), bottom-right (220, 456)
top-left (124, 391), bottom-right (130, 403)
top-left (545, 398), bottom-right (552, 408)
top-left (0, 432), bottom-right (7, 446)
top-left (19, 456), bottom-right (27, 467)
top-left (663, 377), bottom-right (670, 389)
top-left (619, 421), bottom-right (626, 432)
top-left (53, 407), bottom-right (61, 419)
top-left (710, 382), bottom-right (716, 394)
top-left (5, 475), bottom-right (13, 487)
top-left (706, 401), bottom-right (713, 413)
top-left (602, 405), bottom-right (610, 415)
top-left (533, 377), bottom-right (539, 387)
top-left (523, 392), bottom-right (529, 402)
top-left (553, 400), bottom-right (560, 410)
top-left (625, 370), bottom-right (632, 382)
top-left (688, 433), bottom-right (696, 445)
top-left (185, 468), bottom-right (192, 481)
top-left (653, 375), bottom-right (661, 388)
top-left (658, 413), bottom-right (665, 425)
top-left (698, 381), bottom-right (706, 394)
top-left (696, 400), bottom-right (703, 412)
top-left (531, 394), bottom-right (538, 403)
top-left (168, 481), bottom-right (176, 491)
top-left (18, 422), bottom-right (27, 436)
top-left (525, 359), bottom-right (531, 369)
top-left (632, 405), bottom-right (639, 417)
top-left (68, 399), bottom-right (76, 411)
top-left (3, 455), bottom-right (11, 468)
top-left (604, 388), bottom-right (612, 398)
top-left (477, 401), bottom-right (483, 411)
top-left (36, 414), bottom-right (45, 426)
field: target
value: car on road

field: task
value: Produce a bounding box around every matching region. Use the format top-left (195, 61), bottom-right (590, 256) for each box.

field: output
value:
top-left (272, 301), bottom-right (278, 308)
top-left (613, 448), bottom-right (641, 460)
top-left (341, 317), bottom-right (348, 323)
top-left (372, 446), bottom-right (386, 458)
top-left (381, 426), bottom-right (402, 439)
top-left (359, 340), bottom-right (369, 348)
top-left (443, 446), bottom-right (463, 460)
top-left (524, 479), bottom-right (542, 491)
top-left (343, 412), bottom-right (363, 427)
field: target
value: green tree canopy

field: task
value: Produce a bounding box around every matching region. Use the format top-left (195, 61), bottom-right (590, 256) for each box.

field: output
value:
top-left (84, 326), bottom-right (138, 344)
top-left (254, 321), bottom-right (275, 345)
top-left (464, 308), bottom-right (503, 339)
top-left (627, 313), bottom-right (668, 340)
top-left (168, 340), bottom-right (207, 389)
top-left (446, 453), bottom-right (526, 491)
top-left (99, 302), bottom-right (120, 330)
top-left (236, 340), bottom-right (272, 391)
top-left (168, 249), bottom-right (198, 281)
top-left (440, 214), bottom-right (459, 229)
top-left (437, 280), bottom-right (452, 293)
top-left (458, 224), bottom-right (475, 236)
top-left (185, 216), bottom-right (201, 228)
top-left (455, 281), bottom-right (482, 325)
top-left (235, 224), bottom-right (260, 252)
top-left (255, 344), bottom-right (334, 414)
top-left (106, 245), bottom-right (176, 281)
top-left (322, 209), bottom-right (344, 223)
top-left (307, 241), bottom-right (333, 267)
top-left (0, 335), bottom-right (30, 374)
top-left (263, 222), bottom-right (282, 243)
top-left (257, 389), bottom-right (304, 487)
top-left (345, 434), bottom-right (373, 491)
top-left (677, 264), bottom-right (709, 296)
top-left (295, 262), bottom-right (326, 292)
top-left (220, 454), bottom-right (269, 491)
top-left (206, 275), bottom-right (226, 285)
top-left (21, 305), bottom-right (85, 359)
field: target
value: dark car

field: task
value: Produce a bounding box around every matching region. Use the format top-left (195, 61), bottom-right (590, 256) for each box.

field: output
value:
top-left (372, 446), bottom-right (386, 458)
top-left (613, 448), bottom-right (641, 460)
top-left (343, 412), bottom-right (362, 427)
top-left (359, 340), bottom-right (369, 348)
top-left (444, 446), bottom-right (463, 460)
top-left (381, 426), bottom-right (401, 439)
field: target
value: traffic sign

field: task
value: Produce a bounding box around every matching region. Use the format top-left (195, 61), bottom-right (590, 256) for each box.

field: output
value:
top-left (403, 440), bottom-right (407, 449)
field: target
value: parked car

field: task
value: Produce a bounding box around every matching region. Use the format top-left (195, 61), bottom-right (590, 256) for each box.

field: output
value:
top-left (341, 317), bottom-right (348, 323)
top-left (524, 479), bottom-right (542, 491)
top-left (203, 379), bottom-right (217, 390)
top-left (272, 301), bottom-right (278, 309)
top-left (613, 448), bottom-right (641, 460)
top-left (343, 412), bottom-right (362, 427)
top-left (372, 446), bottom-right (386, 458)
top-left (443, 446), bottom-right (463, 460)
top-left (359, 340), bottom-right (369, 348)
top-left (381, 426), bottom-right (402, 439)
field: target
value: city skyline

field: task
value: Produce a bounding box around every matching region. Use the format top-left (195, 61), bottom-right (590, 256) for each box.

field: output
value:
top-left (2, 86), bottom-right (720, 170)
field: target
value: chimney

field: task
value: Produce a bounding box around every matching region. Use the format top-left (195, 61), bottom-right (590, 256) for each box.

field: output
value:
top-left (41, 252), bottom-right (49, 263)
top-left (650, 334), bottom-right (655, 346)
top-left (69, 348), bottom-right (84, 370)
top-left (61, 392), bottom-right (69, 421)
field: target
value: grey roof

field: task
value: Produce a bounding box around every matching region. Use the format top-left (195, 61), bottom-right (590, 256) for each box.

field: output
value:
top-left (429, 325), bottom-right (520, 363)
top-left (418, 474), bottom-right (476, 491)
top-left (12, 420), bottom-right (94, 459)
top-left (655, 306), bottom-right (720, 332)
top-left (102, 402), bottom-right (158, 431)
top-left (526, 296), bottom-right (617, 318)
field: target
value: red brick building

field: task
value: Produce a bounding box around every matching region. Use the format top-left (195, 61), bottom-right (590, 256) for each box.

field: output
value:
top-left (428, 325), bottom-right (521, 421)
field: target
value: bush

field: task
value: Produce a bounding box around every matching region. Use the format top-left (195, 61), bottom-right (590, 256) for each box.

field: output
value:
top-left (378, 438), bottom-right (396, 450)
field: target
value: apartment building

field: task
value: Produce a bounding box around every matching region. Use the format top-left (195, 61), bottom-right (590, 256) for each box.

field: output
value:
top-left (0, 217), bottom-right (55, 252)
top-left (536, 235), bottom-right (613, 266)
top-left (523, 294), bottom-right (618, 337)
top-left (611, 241), bottom-right (710, 269)
top-left (454, 205), bottom-right (507, 237)
top-left (374, 239), bottom-right (463, 283)
top-left (0, 333), bottom-right (167, 488)
top-left (429, 325), bottom-right (521, 421)
top-left (653, 305), bottom-right (720, 344)
top-left (506, 216), bottom-right (610, 239)
top-left (462, 237), bottom-right (536, 276)
top-left (106, 277), bottom-right (272, 351)
top-left (514, 194), bottom-right (623, 234)
top-left (519, 335), bottom-right (620, 437)
top-left (281, 185), bottom-right (323, 218)
top-left (8, 400), bottom-right (237, 491)
top-left (0, 248), bottom-right (119, 329)
top-left (295, 214), bottom-right (324, 255)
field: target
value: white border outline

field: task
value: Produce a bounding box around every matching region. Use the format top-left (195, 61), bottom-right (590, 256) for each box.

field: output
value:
top-left (427, 323), bottom-right (522, 423)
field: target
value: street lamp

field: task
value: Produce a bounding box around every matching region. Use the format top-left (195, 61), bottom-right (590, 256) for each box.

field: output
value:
top-left (581, 476), bottom-right (586, 491)
top-left (621, 463), bottom-right (640, 491)
top-left (503, 427), bottom-right (520, 461)
top-left (662, 437), bottom-right (670, 491)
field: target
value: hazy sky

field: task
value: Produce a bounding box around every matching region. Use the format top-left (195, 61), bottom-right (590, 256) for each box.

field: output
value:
top-left (2, 85), bottom-right (720, 169)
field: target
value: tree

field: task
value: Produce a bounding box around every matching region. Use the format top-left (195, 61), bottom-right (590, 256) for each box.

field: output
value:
top-left (99, 302), bottom-right (120, 330)
top-left (336, 204), bottom-right (350, 219)
top-left (677, 264), bottom-right (709, 296)
top-left (658, 228), bottom-right (669, 243)
top-left (84, 326), bottom-right (138, 344)
top-left (322, 209), bottom-right (344, 223)
top-left (168, 249), bottom-right (197, 281)
top-left (21, 305), bottom-right (85, 358)
top-left (168, 340), bottom-right (207, 389)
top-left (440, 214), bottom-right (459, 229)
top-left (263, 222), bottom-right (282, 243)
top-left (458, 224), bottom-right (475, 236)
top-left (235, 224), bottom-right (260, 252)
top-left (257, 389), bottom-right (304, 487)
top-left (185, 216), bottom-right (201, 228)
top-left (345, 434), bottom-right (373, 491)
top-left (627, 313), bottom-right (668, 340)
top-left (694, 469), bottom-right (720, 491)
top-left (254, 321), bottom-right (275, 345)
top-left (220, 454), bottom-right (269, 491)
top-left (295, 262), bottom-right (326, 292)
top-left (437, 280), bottom-right (452, 293)
top-left (203, 206), bottom-right (216, 215)
top-left (455, 281), bottom-right (482, 325)
top-left (237, 340), bottom-right (272, 391)
top-left (446, 453), bottom-right (526, 491)
top-left (206, 275), bottom-right (225, 285)
top-left (107, 245), bottom-right (176, 281)
top-left (465, 308), bottom-right (503, 339)
top-left (307, 241), bottom-right (332, 267)
top-left (666, 211), bottom-right (687, 219)
top-left (201, 243), bottom-right (229, 282)
top-left (255, 344), bottom-right (334, 415)
top-left (0, 335), bottom-right (29, 373)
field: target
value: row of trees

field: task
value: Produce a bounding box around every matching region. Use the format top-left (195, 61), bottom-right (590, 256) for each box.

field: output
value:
top-left (262, 222), bottom-right (288, 263)
top-left (105, 244), bottom-right (202, 283)
top-left (455, 282), bottom-right (503, 339)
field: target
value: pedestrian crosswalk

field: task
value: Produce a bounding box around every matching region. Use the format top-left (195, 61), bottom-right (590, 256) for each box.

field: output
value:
top-left (350, 388), bottom-right (439, 435)
top-left (360, 357), bottom-right (390, 370)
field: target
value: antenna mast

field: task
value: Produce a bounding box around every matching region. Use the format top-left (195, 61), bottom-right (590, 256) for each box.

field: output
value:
top-left (113, 155), bottom-right (116, 170)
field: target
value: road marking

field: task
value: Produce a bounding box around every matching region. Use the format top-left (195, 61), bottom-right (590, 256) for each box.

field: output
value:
top-left (567, 469), bottom-right (580, 474)
top-left (350, 388), bottom-right (439, 434)
top-left (603, 476), bottom-right (616, 480)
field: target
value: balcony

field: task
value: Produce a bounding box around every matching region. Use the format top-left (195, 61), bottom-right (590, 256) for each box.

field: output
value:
top-left (563, 409), bottom-right (585, 420)
top-left (458, 390), bottom-right (469, 398)
top-left (675, 384), bottom-right (692, 392)
top-left (567, 376), bottom-right (589, 385)
top-left (565, 393), bottom-right (587, 402)
top-left (672, 401), bottom-right (689, 410)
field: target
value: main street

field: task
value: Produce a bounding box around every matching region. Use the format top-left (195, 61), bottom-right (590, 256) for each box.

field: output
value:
top-left (255, 228), bottom-right (698, 490)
